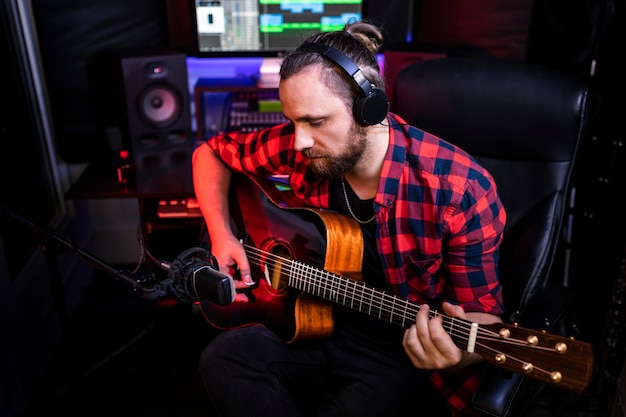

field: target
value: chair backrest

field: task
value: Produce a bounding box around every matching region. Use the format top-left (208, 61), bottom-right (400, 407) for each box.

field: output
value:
top-left (391, 57), bottom-right (590, 320)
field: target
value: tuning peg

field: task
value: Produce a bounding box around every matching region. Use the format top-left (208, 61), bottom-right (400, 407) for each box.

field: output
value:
top-left (508, 310), bottom-right (523, 325)
top-left (568, 322), bottom-right (582, 339)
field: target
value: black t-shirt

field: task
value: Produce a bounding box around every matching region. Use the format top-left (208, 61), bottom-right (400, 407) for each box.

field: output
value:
top-left (328, 179), bottom-right (405, 348)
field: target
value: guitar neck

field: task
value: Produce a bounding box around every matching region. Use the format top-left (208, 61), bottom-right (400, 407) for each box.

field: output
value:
top-left (284, 258), bottom-right (593, 394)
top-left (287, 258), bottom-right (478, 351)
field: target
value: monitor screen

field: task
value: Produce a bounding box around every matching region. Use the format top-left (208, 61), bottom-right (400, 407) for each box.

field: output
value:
top-left (170, 0), bottom-right (364, 57)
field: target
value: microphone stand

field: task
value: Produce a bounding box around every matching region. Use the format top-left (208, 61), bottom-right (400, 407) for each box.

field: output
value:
top-left (2, 207), bottom-right (173, 334)
top-left (1, 205), bottom-right (231, 415)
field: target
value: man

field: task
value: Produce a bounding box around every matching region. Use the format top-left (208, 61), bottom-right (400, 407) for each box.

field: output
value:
top-left (192, 20), bottom-right (506, 417)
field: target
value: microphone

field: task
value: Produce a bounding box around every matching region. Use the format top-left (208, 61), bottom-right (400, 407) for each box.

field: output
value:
top-left (160, 247), bottom-right (236, 306)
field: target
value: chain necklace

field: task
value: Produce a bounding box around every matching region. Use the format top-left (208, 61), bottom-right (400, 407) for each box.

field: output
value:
top-left (341, 176), bottom-right (376, 224)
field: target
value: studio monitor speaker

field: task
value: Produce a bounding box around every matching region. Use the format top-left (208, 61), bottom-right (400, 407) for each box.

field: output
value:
top-left (103, 48), bottom-right (193, 194)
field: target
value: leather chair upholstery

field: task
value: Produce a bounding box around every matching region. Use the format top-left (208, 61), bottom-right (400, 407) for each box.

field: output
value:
top-left (391, 57), bottom-right (591, 416)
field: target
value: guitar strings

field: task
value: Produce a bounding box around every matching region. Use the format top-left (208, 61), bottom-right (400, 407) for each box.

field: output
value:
top-left (242, 244), bottom-right (495, 341)
top-left (240, 243), bottom-right (574, 380)
top-left (244, 243), bottom-right (505, 341)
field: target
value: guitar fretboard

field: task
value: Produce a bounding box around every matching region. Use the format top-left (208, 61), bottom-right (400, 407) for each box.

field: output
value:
top-left (288, 259), bottom-right (478, 352)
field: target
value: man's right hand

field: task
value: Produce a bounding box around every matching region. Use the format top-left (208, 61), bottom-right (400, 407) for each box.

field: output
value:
top-left (212, 233), bottom-right (255, 302)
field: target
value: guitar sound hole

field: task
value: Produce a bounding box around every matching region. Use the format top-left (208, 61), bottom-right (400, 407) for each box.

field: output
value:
top-left (262, 238), bottom-right (292, 291)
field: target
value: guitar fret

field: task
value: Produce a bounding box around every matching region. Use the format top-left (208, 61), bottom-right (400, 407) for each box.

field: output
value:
top-left (357, 281), bottom-right (365, 313)
top-left (333, 273), bottom-right (344, 303)
top-left (402, 302), bottom-right (409, 327)
top-left (336, 274), bottom-right (343, 301)
top-left (387, 297), bottom-right (396, 323)
top-left (321, 268), bottom-right (330, 299)
top-left (373, 290), bottom-right (383, 319)
top-left (439, 314), bottom-right (477, 352)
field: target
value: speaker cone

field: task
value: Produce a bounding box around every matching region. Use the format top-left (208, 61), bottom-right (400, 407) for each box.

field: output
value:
top-left (138, 84), bottom-right (181, 127)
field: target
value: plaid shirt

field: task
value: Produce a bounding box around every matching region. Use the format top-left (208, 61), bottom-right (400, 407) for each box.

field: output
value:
top-left (206, 112), bottom-right (506, 416)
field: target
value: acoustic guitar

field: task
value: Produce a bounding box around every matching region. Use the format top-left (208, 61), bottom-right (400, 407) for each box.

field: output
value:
top-left (199, 173), bottom-right (595, 394)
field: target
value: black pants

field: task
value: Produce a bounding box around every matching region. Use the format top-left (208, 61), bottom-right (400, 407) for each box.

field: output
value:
top-left (198, 308), bottom-right (450, 417)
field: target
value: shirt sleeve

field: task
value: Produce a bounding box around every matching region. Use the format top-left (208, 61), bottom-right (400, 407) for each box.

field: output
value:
top-left (205, 123), bottom-right (296, 177)
top-left (443, 171), bottom-right (506, 315)
top-left (203, 123), bottom-right (326, 207)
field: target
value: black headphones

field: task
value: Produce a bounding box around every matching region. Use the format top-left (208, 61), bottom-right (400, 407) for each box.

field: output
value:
top-left (299, 42), bottom-right (389, 126)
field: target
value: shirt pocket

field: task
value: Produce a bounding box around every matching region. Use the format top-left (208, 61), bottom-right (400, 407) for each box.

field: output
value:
top-left (401, 253), bottom-right (443, 297)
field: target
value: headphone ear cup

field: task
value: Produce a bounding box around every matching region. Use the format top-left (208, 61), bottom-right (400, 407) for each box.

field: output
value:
top-left (353, 86), bottom-right (389, 125)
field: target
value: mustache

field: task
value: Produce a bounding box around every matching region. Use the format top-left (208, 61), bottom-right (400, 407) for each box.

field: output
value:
top-left (302, 149), bottom-right (327, 159)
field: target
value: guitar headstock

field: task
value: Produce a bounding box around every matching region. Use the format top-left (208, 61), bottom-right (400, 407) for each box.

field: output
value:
top-left (477, 322), bottom-right (595, 393)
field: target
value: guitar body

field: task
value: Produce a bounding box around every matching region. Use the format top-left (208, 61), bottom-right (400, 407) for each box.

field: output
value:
top-left (199, 173), bottom-right (364, 343)
top-left (198, 173), bottom-right (595, 393)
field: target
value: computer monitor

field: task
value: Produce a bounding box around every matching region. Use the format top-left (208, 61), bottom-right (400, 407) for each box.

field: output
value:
top-left (168, 0), bottom-right (364, 57)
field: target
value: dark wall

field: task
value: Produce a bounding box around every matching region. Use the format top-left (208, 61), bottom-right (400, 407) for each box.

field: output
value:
top-left (418, 0), bottom-right (534, 61)
top-left (366, 0), bottom-right (419, 46)
top-left (32, 0), bottom-right (170, 163)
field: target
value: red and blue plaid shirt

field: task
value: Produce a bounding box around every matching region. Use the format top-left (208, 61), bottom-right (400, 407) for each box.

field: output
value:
top-left (206, 112), bottom-right (506, 416)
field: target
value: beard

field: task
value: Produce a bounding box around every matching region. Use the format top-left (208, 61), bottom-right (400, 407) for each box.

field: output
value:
top-left (306, 122), bottom-right (368, 178)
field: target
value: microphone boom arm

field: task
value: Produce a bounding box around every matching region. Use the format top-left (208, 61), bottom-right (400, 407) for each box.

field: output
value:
top-left (2, 206), bottom-right (235, 305)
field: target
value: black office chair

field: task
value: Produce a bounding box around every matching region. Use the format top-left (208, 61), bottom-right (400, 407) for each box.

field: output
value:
top-left (391, 56), bottom-right (593, 416)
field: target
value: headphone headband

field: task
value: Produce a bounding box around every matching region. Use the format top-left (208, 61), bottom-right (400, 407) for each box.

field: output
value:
top-left (298, 42), bottom-right (389, 125)
top-left (300, 43), bottom-right (374, 97)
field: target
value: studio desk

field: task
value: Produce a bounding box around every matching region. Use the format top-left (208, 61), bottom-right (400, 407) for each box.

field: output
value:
top-left (65, 152), bottom-right (204, 264)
